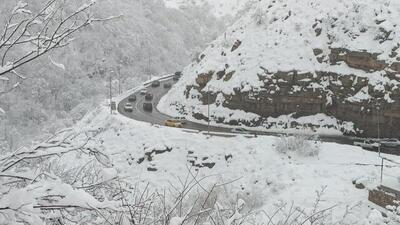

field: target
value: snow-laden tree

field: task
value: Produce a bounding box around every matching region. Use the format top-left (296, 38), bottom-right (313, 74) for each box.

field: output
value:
top-left (0, 129), bottom-right (123, 224)
top-left (0, 0), bottom-right (104, 95)
top-left (0, 0), bottom-right (110, 119)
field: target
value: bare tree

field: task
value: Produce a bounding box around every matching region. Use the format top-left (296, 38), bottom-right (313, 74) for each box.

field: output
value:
top-left (0, 0), bottom-right (112, 95)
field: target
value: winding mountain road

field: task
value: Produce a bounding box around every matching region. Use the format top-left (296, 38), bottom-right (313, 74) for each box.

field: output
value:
top-left (117, 76), bottom-right (399, 155)
top-left (118, 77), bottom-right (233, 134)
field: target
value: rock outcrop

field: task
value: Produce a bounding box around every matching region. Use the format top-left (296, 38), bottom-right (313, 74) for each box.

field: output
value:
top-left (188, 48), bottom-right (400, 137)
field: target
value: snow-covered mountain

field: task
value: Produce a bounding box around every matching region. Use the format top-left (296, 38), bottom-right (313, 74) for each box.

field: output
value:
top-left (163, 0), bottom-right (252, 17)
top-left (159, 0), bottom-right (400, 137)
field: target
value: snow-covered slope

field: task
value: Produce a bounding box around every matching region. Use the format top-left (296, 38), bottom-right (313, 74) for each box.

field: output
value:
top-left (6, 95), bottom-right (399, 223)
top-left (54, 103), bottom-right (400, 223)
top-left (159, 0), bottom-right (400, 137)
top-left (163, 0), bottom-right (252, 17)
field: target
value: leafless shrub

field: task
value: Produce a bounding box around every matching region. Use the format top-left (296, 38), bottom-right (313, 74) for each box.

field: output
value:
top-left (252, 8), bottom-right (267, 25)
top-left (274, 134), bottom-right (321, 157)
top-left (260, 186), bottom-right (333, 225)
top-left (131, 168), bottom-right (255, 225)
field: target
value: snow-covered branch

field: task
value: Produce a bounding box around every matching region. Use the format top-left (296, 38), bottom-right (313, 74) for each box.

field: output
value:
top-left (0, 129), bottom-right (121, 224)
top-left (0, 0), bottom-right (118, 95)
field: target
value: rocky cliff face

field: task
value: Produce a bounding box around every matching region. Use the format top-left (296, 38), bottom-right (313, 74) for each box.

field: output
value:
top-left (159, 0), bottom-right (400, 137)
top-left (192, 53), bottom-right (400, 137)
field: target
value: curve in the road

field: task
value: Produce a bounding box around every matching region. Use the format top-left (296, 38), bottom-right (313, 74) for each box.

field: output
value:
top-left (117, 77), bottom-right (400, 155)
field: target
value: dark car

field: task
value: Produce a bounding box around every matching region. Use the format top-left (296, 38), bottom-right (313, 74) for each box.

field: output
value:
top-left (128, 95), bottom-right (137, 102)
top-left (163, 83), bottom-right (172, 89)
top-left (173, 71), bottom-right (182, 81)
top-left (124, 103), bottom-right (134, 112)
top-left (143, 102), bottom-right (153, 112)
top-left (145, 93), bottom-right (153, 101)
top-left (151, 80), bottom-right (160, 87)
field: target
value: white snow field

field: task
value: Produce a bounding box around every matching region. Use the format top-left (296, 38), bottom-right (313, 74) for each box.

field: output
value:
top-left (52, 102), bottom-right (399, 224)
top-left (158, 0), bottom-right (400, 134)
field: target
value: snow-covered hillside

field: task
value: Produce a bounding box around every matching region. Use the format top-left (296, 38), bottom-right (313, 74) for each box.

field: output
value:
top-left (3, 84), bottom-right (400, 223)
top-left (163, 0), bottom-right (252, 17)
top-left (159, 0), bottom-right (400, 137)
top-left (9, 102), bottom-right (400, 224)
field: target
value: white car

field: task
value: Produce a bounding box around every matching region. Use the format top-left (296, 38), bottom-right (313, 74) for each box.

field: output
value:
top-left (354, 140), bottom-right (380, 149)
top-left (140, 89), bottom-right (147, 95)
top-left (124, 103), bottom-right (134, 112)
top-left (379, 139), bottom-right (400, 148)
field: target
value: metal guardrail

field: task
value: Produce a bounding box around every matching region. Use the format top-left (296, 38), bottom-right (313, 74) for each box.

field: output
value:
top-left (115, 74), bottom-right (175, 103)
top-left (143, 74), bottom-right (175, 86)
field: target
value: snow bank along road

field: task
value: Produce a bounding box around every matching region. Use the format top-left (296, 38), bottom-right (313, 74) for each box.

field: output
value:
top-left (117, 77), bottom-right (400, 155)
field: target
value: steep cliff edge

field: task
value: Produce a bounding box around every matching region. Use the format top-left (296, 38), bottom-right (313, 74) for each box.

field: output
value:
top-left (159, 0), bottom-right (400, 137)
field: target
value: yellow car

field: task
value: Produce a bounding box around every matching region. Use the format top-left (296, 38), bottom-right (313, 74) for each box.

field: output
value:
top-left (164, 119), bottom-right (184, 128)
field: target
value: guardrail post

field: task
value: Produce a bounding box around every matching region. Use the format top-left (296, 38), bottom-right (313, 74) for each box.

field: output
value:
top-left (207, 85), bottom-right (210, 135)
top-left (380, 157), bottom-right (384, 184)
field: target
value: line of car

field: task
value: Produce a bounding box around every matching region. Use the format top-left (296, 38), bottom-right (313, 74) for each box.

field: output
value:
top-left (123, 73), bottom-right (189, 128)
top-left (123, 72), bottom-right (181, 114)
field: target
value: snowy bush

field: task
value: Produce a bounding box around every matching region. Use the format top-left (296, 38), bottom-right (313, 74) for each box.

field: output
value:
top-left (274, 134), bottom-right (321, 157)
top-left (363, 208), bottom-right (400, 225)
top-left (257, 186), bottom-right (366, 225)
top-left (252, 7), bottom-right (267, 25)
top-left (160, 177), bottom-right (254, 225)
